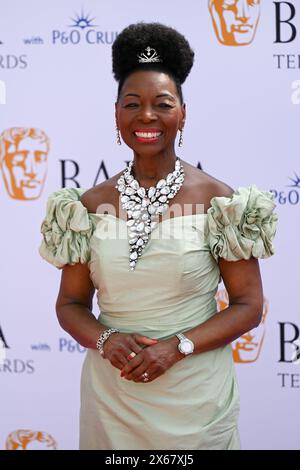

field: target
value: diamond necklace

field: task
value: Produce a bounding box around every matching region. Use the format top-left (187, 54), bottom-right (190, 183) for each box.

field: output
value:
top-left (115, 157), bottom-right (185, 271)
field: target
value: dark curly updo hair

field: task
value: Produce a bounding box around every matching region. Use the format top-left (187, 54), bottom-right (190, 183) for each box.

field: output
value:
top-left (112, 22), bottom-right (195, 104)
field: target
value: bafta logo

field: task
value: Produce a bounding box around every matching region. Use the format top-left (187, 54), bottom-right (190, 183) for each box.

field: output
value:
top-left (6, 430), bottom-right (57, 450)
top-left (0, 127), bottom-right (50, 200)
top-left (209, 0), bottom-right (261, 46)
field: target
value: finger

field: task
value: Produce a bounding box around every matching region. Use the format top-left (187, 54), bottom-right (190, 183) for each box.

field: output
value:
top-left (110, 358), bottom-right (126, 370)
top-left (109, 350), bottom-right (129, 369)
top-left (118, 355), bottom-right (129, 367)
top-left (126, 350), bottom-right (137, 361)
top-left (141, 372), bottom-right (158, 383)
top-left (128, 367), bottom-right (157, 383)
top-left (133, 334), bottom-right (158, 346)
top-left (125, 336), bottom-right (147, 361)
top-left (120, 354), bottom-right (144, 377)
top-left (127, 338), bottom-right (144, 355)
top-left (126, 363), bottom-right (149, 381)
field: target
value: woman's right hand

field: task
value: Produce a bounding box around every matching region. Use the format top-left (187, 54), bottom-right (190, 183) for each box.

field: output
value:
top-left (102, 332), bottom-right (158, 370)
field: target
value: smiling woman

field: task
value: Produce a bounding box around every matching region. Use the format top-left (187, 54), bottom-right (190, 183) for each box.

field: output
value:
top-left (113, 22), bottom-right (192, 159)
top-left (38, 21), bottom-right (278, 451)
top-left (116, 70), bottom-right (184, 150)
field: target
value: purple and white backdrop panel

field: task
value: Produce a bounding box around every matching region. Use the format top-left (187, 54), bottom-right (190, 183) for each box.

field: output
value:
top-left (0, 0), bottom-right (298, 450)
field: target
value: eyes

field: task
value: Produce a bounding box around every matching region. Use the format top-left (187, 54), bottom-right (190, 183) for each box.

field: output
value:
top-left (123, 103), bottom-right (174, 109)
top-left (10, 151), bottom-right (47, 165)
top-left (35, 151), bottom-right (47, 163)
top-left (223, 0), bottom-right (237, 6)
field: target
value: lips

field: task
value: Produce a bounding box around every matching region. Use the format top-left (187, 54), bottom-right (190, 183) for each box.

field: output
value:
top-left (133, 128), bottom-right (163, 143)
top-left (232, 24), bottom-right (253, 33)
top-left (134, 128), bottom-right (163, 139)
top-left (22, 180), bottom-right (39, 188)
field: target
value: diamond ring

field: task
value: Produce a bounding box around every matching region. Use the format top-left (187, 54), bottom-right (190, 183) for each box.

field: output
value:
top-left (127, 351), bottom-right (136, 361)
top-left (142, 372), bottom-right (149, 382)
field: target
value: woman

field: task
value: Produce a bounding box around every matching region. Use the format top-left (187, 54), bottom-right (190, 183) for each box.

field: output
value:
top-left (39, 22), bottom-right (278, 450)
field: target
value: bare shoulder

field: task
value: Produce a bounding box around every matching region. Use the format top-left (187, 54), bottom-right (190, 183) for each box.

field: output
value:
top-left (185, 161), bottom-right (234, 194)
top-left (200, 169), bottom-right (235, 199)
top-left (79, 171), bottom-right (123, 213)
top-left (181, 160), bottom-right (235, 212)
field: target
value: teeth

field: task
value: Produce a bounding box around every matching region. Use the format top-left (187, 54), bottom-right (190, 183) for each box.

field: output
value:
top-left (135, 132), bottom-right (162, 138)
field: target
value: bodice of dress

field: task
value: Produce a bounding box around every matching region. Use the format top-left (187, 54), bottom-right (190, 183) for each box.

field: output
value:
top-left (38, 184), bottom-right (278, 338)
top-left (88, 213), bottom-right (220, 338)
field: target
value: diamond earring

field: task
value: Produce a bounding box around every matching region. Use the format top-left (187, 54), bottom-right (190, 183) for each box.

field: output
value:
top-left (116, 124), bottom-right (122, 146)
top-left (178, 128), bottom-right (184, 147)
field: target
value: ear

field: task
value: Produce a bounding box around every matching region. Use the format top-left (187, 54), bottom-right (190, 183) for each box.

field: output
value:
top-left (180, 103), bottom-right (186, 130)
top-left (115, 101), bottom-right (118, 123)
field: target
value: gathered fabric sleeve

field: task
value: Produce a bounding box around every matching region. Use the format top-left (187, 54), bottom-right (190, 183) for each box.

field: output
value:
top-left (206, 184), bottom-right (278, 263)
top-left (38, 187), bottom-right (96, 269)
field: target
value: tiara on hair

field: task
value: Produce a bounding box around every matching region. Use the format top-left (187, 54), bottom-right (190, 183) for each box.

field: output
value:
top-left (137, 46), bottom-right (162, 63)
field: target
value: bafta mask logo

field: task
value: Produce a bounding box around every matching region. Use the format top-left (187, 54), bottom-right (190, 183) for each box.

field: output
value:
top-left (216, 288), bottom-right (269, 363)
top-left (0, 127), bottom-right (50, 200)
top-left (5, 430), bottom-right (57, 450)
top-left (208, 0), bottom-right (261, 46)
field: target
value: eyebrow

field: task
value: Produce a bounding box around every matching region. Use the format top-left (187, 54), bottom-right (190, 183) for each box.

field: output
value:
top-left (123, 93), bottom-right (176, 101)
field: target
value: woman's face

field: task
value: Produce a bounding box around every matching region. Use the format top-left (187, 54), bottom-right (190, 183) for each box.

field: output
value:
top-left (115, 70), bottom-right (186, 155)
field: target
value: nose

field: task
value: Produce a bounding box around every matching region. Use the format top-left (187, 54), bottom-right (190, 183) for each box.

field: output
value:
top-left (137, 104), bottom-right (158, 123)
top-left (24, 152), bottom-right (37, 179)
top-left (236, 0), bottom-right (250, 22)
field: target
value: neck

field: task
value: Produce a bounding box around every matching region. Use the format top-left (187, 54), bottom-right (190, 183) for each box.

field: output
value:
top-left (131, 152), bottom-right (178, 187)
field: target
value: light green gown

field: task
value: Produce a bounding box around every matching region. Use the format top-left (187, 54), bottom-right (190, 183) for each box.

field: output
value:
top-left (39, 184), bottom-right (278, 450)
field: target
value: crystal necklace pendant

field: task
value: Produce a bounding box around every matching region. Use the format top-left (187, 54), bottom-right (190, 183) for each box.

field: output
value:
top-left (115, 157), bottom-right (185, 271)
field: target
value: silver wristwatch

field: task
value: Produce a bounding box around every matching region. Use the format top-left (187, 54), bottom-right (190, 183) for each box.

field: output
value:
top-left (175, 333), bottom-right (194, 356)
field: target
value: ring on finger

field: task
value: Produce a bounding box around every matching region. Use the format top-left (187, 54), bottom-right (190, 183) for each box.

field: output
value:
top-left (142, 372), bottom-right (149, 382)
top-left (127, 351), bottom-right (136, 361)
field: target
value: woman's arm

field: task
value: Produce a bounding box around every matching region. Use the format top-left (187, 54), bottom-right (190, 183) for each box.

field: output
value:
top-left (55, 262), bottom-right (105, 349)
top-left (120, 256), bottom-right (264, 381)
top-left (167, 256), bottom-right (264, 359)
top-left (55, 262), bottom-right (158, 368)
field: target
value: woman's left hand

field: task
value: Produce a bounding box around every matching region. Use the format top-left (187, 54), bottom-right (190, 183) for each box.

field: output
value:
top-left (120, 338), bottom-right (183, 383)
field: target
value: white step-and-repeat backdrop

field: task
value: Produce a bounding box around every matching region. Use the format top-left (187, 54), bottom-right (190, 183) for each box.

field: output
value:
top-left (0, 0), bottom-right (299, 450)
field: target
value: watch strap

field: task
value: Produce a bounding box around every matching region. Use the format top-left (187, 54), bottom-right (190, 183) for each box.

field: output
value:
top-left (176, 333), bottom-right (186, 341)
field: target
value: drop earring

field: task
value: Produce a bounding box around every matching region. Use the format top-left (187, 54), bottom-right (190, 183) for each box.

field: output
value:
top-left (116, 123), bottom-right (122, 145)
top-left (178, 128), bottom-right (184, 147)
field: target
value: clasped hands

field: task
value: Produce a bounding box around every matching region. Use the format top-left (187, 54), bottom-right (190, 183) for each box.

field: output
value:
top-left (102, 332), bottom-right (183, 383)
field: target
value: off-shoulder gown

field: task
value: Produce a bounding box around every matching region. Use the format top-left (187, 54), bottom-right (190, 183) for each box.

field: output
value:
top-left (39, 184), bottom-right (278, 450)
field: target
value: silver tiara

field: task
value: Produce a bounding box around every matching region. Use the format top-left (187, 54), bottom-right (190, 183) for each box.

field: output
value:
top-left (137, 46), bottom-right (162, 63)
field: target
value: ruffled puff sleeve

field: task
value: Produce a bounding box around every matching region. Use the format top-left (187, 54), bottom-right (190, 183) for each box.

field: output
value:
top-left (206, 184), bottom-right (278, 263)
top-left (38, 187), bottom-right (96, 269)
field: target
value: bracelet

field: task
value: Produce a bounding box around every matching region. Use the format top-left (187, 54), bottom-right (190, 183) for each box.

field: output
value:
top-left (96, 328), bottom-right (119, 357)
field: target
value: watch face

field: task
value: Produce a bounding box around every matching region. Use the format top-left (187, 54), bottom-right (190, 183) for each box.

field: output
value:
top-left (180, 340), bottom-right (193, 354)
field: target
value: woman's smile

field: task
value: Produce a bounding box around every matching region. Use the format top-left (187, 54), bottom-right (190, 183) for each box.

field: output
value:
top-left (116, 70), bottom-right (185, 155)
top-left (133, 128), bottom-right (163, 143)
